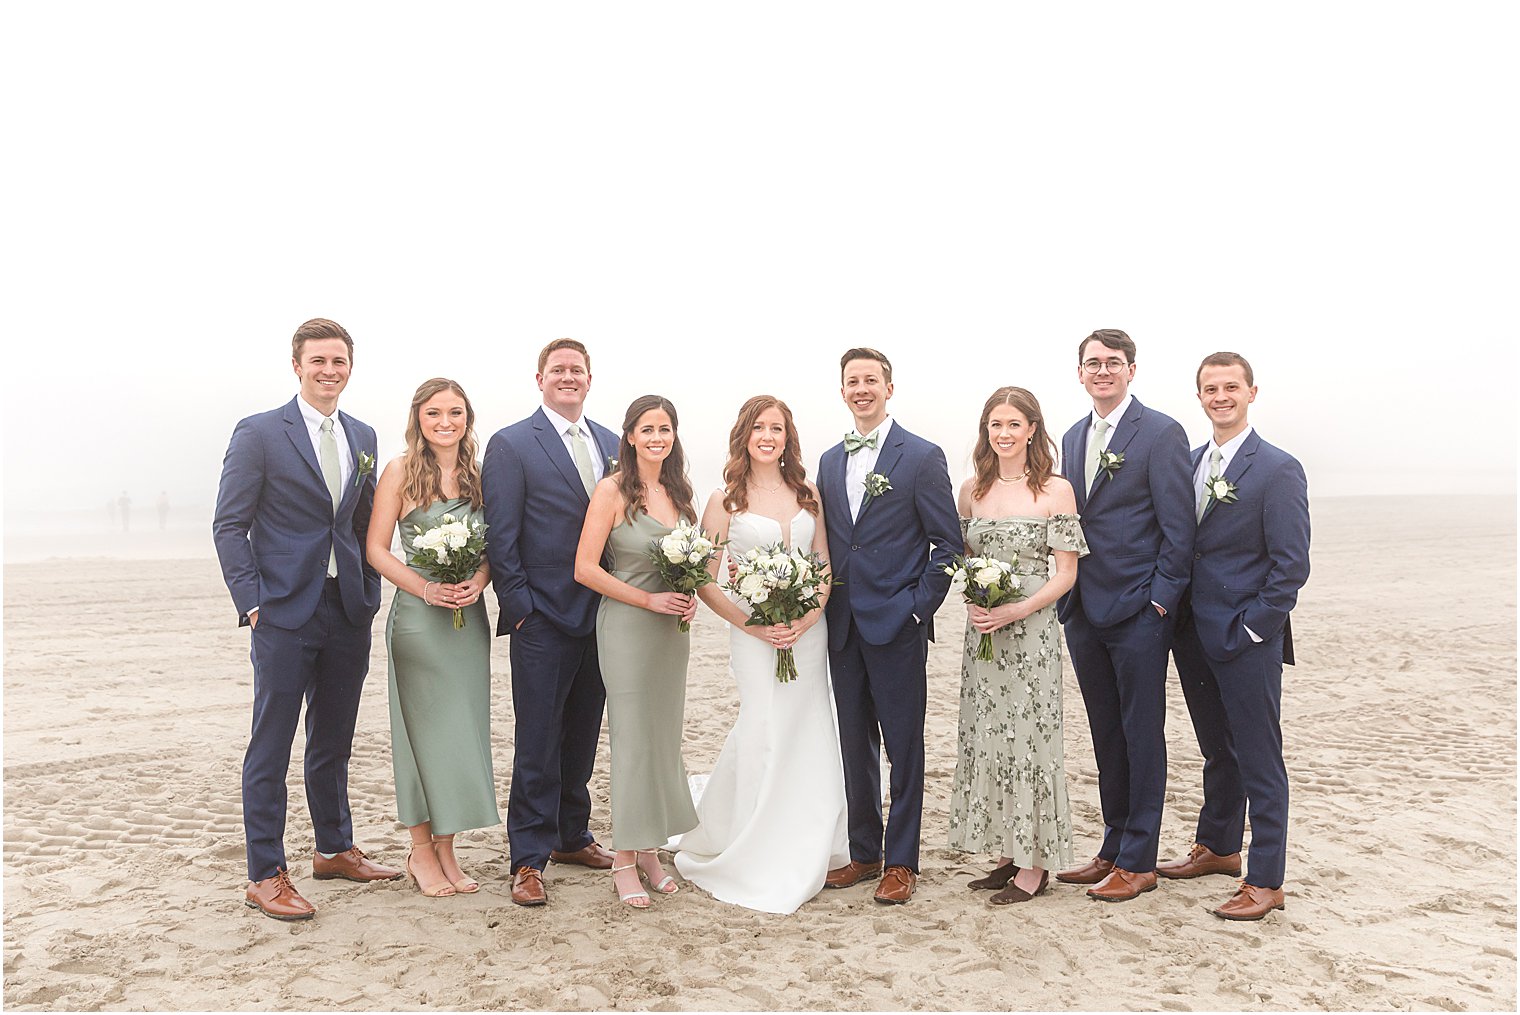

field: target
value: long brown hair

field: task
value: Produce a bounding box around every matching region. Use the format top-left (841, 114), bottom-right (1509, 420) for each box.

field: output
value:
top-left (614, 395), bottom-right (696, 525)
top-left (401, 377), bottom-right (484, 511)
top-left (721, 395), bottom-right (819, 516)
top-left (971, 386), bottom-right (1056, 501)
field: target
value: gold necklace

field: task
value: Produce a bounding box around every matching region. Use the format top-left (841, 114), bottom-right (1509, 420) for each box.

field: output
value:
top-left (997, 470), bottom-right (1028, 484)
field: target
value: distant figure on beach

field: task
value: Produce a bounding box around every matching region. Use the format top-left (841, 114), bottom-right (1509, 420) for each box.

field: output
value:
top-left (1158, 352), bottom-right (1310, 922)
top-left (948, 387), bottom-right (1087, 906)
top-left (1056, 329), bottom-right (1194, 903)
top-left (816, 348), bottom-right (960, 906)
top-left (117, 491), bottom-right (132, 532)
top-left (366, 378), bottom-right (499, 899)
top-left (213, 317), bottom-right (400, 922)
top-left (481, 339), bottom-right (620, 907)
top-left (156, 491), bottom-right (170, 530)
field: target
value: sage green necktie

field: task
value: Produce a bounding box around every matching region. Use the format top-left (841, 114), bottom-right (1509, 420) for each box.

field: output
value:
top-left (1084, 419), bottom-right (1111, 493)
top-left (320, 417), bottom-right (341, 577)
top-left (568, 423), bottom-right (596, 496)
top-left (1197, 446), bottom-right (1224, 522)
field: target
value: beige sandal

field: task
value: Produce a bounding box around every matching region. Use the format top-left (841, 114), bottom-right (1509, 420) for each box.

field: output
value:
top-left (406, 845), bottom-right (457, 898)
top-left (611, 862), bottom-right (651, 909)
top-left (432, 835), bottom-right (479, 893)
top-left (636, 849), bottom-right (678, 894)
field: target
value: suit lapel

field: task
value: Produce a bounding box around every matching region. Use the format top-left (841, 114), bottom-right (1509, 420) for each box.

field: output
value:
top-left (1068, 425), bottom-right (1089, 512)
top-left (823, 444), bottom-right (853, 536)
top-left (282, 398), bottom-right (326, 488)
top-left (854, 427), bottom-right (904, 526)
top-left (1086, 398), bottom-right (1144, 506)
top-left (533, 407), bottom-right (592, 503)
top-left (1200, 430), bottom-right (1258, 525)
top-left (336, 411), bottom-right (364, 512)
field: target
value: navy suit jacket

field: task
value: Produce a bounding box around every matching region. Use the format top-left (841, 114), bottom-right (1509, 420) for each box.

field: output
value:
top-left (818, 421), bottom-right (960, 650)
top-left (482, 407), bottom-right (620, 638)
top-left (213, 396), bottom-right (381, 629)
top-left (1059, 397), bottom-right (1195, 628)
top-left (1186, 430), bottom-right (1310, 664)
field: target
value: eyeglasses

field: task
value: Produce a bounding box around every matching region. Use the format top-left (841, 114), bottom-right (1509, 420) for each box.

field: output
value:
top-left (1081, 358), bottom-right (1130, 375)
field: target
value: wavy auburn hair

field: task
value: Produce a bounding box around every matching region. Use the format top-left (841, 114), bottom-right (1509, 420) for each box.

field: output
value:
top-left (614, 395), bottom-right (696, 526)
top-left (721, 395), bottom-right (819, 516)
top-left (401, 377), bottom-right (484, 511)
top-left (971, 386), bottom-right (1057, 501)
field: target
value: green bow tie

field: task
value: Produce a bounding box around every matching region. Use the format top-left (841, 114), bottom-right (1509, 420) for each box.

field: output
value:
top-left (844, 431), bottom-right (879, 455)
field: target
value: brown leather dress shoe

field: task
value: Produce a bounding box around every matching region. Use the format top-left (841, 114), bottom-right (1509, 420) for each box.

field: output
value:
top-left (968, 861), bottom-right (1020, 890)
top-left (512, 866), bottom-right (548, 907)
top-left (1213, 883), bottom-right (1285, 921)
top-left (873, 865), bottom-right (917, 905)
top-left (824, 859), bottom-right (883, 889)
top-left (1055, 856), bottom-right (1114, 885)
top-left (312, 847), bottom-right (403, 882)
top-left (1157, 843), bottom-right (1242, 880)
top-left (549, 841), bottom-right (615, 870)
top-left (1086, 867), bottom-right (1159, 902)
top-left (246, 869), bottom-right (315, 921)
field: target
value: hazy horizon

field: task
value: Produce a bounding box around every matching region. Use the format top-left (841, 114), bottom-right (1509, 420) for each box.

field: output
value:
top-left (6, 4), bottom-right (1515, 527)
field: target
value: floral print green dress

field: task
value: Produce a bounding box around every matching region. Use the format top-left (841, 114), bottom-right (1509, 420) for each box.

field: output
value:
top-left (947, 513), bottom-right (1088, 867)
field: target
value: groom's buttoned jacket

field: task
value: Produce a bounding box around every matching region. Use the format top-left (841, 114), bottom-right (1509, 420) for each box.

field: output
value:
top-left (818, 422), bottom-right (960, 649)
top-left (213, 396), bottom-right (381, 629)
top-left (482, 407), bottom-right (620, 638)
top-left (1059, 397), bottom-right (1195, 628)
top-left (1187, 430), bottom-right (1310, 663)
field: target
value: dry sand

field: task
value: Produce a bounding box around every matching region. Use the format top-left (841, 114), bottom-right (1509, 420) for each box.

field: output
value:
top-left (3, 495), bottom-right (1515, 1011)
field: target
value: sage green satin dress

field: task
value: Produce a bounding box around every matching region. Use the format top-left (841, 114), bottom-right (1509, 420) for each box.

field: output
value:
top-left (596, 511), bottom-right (698, 850)
top-left (386, 499), bottom-right (501, 834)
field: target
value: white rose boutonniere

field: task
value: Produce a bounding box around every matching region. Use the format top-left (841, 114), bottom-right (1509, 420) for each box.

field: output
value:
top-left (1205, 474), bottom-right (1239, 509)
top-left (1096, 449), bottom-right (1124, 479)
top-left (862, 471), bottom-right (892, 508)
top-left (354, 451), bottom-right (377, 487)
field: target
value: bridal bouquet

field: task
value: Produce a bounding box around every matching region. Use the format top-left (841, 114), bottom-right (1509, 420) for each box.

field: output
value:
top-left (648, 521), bottom-right (722, 633)
top-left (944, 554), bottom-right (1026, 661)
top-left (407, 513), bottom-right (489, 630)
top-left (727, 542), bottom-right (832, 683)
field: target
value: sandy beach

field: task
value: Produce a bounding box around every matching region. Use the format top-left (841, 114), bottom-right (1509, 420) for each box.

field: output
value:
top-left (2, 494), bottom-right (1514, 1011)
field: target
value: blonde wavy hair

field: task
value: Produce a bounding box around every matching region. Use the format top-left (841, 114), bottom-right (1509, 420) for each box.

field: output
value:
top-left (401, 377), bottom-right (484, 511)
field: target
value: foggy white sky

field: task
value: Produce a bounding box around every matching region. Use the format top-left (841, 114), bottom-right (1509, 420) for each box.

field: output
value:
top-left (5, 2), bottom-right (1515, 525)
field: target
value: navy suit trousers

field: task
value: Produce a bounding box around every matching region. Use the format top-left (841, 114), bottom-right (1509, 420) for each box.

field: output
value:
top-left (1064, 606), bottom-right (1173, 872)
top-left (829, 616), bottom-right (928, 872)
top-left (507, 613), bottom-right (605, 870)
top-left (1172, 613), bottom-right (1289, 889)
top-left (243, 579), bottom-right (370, 881)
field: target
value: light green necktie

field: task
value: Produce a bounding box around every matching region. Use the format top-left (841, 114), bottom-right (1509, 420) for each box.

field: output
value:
top-left (1197, 446), bottom-right (1223, 522)
top-left (568, 423), bottom-right (596, 496)
top-left (320, 417), bottom-right (341, 577)
top-left (1084, 419), bottom-right (1111, 493)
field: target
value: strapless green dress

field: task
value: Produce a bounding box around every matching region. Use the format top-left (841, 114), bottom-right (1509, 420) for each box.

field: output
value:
top-left (386, 498), bottom-right (501, 834)
top-left (596, 511), bottom-right (698, 850)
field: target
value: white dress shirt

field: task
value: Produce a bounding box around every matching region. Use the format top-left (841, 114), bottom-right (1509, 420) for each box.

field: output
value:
top-left (298, 395), bottom-right (352, 489)
top-left (542, 403), bottom-right (607, 483)
top-left (845, 416), bottom-right (893, 521)
top-left (1088, 393), bottom-right (1133, 455)
top-left (1196, 425), bottom-right (1262, 642)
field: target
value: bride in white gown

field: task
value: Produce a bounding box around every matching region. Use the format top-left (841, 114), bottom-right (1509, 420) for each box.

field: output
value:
top-left (674, 396), bottom-right (849, 914)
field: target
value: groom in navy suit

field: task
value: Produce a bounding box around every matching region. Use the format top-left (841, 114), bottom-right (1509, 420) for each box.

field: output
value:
top-left (1057, 329), bottom-right (1195, 902)
top-left (818, 348), bottom-right (960, 905)
top-left (214, 318), bottom-right (399, 921)
top-left (1158, 352), bottom-right (1310, 921)
top-left (483, 338), bottom-right (619, 907)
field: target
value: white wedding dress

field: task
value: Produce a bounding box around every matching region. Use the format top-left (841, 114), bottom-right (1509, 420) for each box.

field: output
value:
top-left (673, 507), bottom-right (850, 914)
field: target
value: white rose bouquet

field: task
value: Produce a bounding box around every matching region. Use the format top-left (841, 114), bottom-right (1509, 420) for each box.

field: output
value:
top-left (647, 521), bottom-right (723, 633)
top-left (407, 513), bottom-right (489, 630)
top-left (944, 553), bottom-right (1026, 662)
top-left (726, 541), bottom-right (833, 682)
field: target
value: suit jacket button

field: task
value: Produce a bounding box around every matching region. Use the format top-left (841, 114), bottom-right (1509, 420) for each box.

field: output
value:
top-left (851, 544), bottom-right (860, 551)
top-left (1194, 552), bottom-right (1202, 560)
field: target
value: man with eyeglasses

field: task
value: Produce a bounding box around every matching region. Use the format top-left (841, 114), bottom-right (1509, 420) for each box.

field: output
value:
top-left (1055, 329), bottom-right (1194, 902)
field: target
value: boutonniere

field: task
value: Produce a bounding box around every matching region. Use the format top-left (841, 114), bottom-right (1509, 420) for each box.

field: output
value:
top-left (606, 455), bottom-right (619, 472)
top-left (1096, 449), bottom-right (1124, 478)
top-left (354, 452), bottom-right (376, 487)
top-left (862, 471), bottom-right (892, 507)
top-left (1205, 474), bottom-right (1238, 508)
